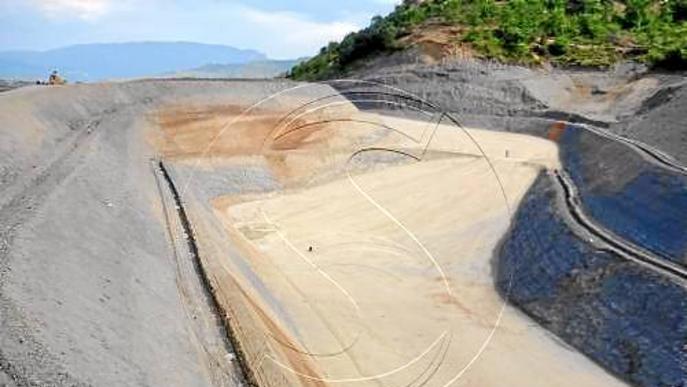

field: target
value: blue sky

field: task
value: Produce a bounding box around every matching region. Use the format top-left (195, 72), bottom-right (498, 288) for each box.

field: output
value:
top-left (0, 0), bottom-right (399, 58)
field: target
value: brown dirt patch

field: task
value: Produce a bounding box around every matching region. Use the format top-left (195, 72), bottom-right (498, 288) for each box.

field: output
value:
top-left (399, 22), bottom-right (473, 62)
top-left (547, 121), bottom-right (567, 142)
top-left (155, 104), bottom-right (283, 159)
top-left (155, 104), bottom-right (351, 159)
top-left (237, 285), bottom-right (328, 387)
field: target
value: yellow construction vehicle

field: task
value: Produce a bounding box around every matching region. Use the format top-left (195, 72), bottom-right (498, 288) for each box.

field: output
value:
top-left (48, 70), bottom-right (66, 85)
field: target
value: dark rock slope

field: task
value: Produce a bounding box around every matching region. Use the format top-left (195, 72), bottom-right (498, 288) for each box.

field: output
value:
top-left (496, 173), bottom-right (687, 387)
top-left (559, 125), bottom-right (687, 267)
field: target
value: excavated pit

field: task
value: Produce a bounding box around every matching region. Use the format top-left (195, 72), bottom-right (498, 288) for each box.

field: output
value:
top-left (1, 76), bottom-right (684, 387)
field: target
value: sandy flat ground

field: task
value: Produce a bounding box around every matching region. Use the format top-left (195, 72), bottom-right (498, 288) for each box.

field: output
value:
top-left (203, 113), bottom-right (625, 387)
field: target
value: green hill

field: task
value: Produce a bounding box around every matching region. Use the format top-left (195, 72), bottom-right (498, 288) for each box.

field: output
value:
top-left (289, 0), bottom-right (687, 80)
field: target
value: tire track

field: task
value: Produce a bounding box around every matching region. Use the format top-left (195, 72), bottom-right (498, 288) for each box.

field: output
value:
top-left (0, 117), bottom-right (103, 387)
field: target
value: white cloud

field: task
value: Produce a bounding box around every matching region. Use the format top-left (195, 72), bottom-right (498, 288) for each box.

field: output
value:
top-left (30, 0), bottom-right (113, 20)
top-left (238, 6), bottom-right (361, 58)
top-left (3, 1), bottom-right (385, 58)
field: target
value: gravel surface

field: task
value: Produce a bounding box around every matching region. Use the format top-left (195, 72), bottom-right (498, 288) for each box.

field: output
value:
top-left (0, 80), bottom-right (299, 386)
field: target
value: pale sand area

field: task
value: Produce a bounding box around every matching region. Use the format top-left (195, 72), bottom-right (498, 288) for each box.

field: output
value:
top-left (205, 114), bottom-right (625, 387)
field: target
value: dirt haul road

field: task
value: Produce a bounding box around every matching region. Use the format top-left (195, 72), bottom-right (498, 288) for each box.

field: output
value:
top-left (0, 80), bottom-right (624, 386)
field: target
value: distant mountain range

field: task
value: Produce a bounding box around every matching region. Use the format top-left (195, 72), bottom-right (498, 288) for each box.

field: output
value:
top-left (0, 42), bottom-right (276, 81)
top-left (168, 58), bottom-right (305, 79)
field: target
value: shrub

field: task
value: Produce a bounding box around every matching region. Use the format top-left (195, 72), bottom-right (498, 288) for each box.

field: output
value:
top-left (289, 0), bottom-right (687, 80)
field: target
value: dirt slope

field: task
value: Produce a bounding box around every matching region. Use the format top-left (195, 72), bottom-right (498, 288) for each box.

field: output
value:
top-left (0, 80), bottom-right (299, 386)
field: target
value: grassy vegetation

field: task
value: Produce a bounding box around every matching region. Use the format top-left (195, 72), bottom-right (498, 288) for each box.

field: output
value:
top-left (288, 0), bottom-right (687, 80)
